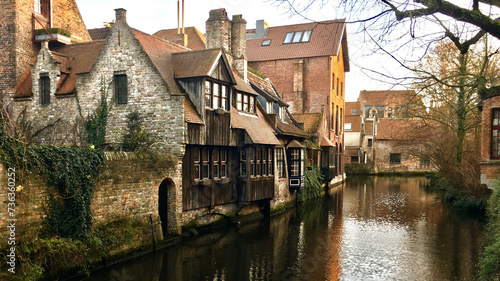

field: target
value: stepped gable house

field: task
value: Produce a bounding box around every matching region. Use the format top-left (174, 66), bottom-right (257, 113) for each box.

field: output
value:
top-left (246, 19), bottom-right (349, 183)
top-left (6, 5), bottom-right (308, 234)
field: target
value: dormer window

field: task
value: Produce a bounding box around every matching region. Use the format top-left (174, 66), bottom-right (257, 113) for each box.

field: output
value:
top-left (205, 80), bottom-right (229, 110)
top-left (34, 0), bottom-right (50, 17)
top-left (39, 73), bottom-right (50, 105)
top-left (266, 101), bottom-right (274, 114)
top-left (236, 92), bottom-right (256, 113)
top-left (283, 30), bottom-right (312, 44)
top-left (278, 106), bottom-right (287, 122)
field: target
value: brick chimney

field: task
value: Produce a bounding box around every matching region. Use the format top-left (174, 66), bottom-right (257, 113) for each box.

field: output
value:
top-left (231, 14), bottom-right (247, 82)
top-left (206, 9), bottom-right (231, 54)
top-left (115, 8), bottom-right (127, 24)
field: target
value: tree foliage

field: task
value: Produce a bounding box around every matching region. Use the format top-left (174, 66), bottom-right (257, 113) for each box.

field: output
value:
top-left (122, 111), bottom-right (155, 152)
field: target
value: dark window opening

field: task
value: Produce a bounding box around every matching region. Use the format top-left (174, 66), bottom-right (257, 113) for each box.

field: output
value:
top-left (390, 153), bottom-right (401, 164)
top-left (492, 109), bottom-right (500, 159)
top-left (276, 148), bottom-right (285, 178)
top-left (115, 73), bottom-right (128, 104)
top-left (39, 73), bottom-right (50, 105)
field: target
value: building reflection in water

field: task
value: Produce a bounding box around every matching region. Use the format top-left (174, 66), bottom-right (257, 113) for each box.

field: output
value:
top-left (81, 176), bottom-right (484, 281)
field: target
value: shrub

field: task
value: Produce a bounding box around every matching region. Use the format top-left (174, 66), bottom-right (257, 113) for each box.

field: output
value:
top-left (479, 179), bottom-right (500, 280)
top-left (297, 166), bottom-right (324, 203)
top-left (122, 111), bottom-right (155, 151)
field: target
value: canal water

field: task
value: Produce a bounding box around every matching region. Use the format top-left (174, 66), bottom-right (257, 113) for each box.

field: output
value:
top-left (80, 176), bottom-right (485, 280)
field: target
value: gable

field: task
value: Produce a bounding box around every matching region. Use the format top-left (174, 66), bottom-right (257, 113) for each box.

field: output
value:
top-left (209, 59), bottom-right (231, 83)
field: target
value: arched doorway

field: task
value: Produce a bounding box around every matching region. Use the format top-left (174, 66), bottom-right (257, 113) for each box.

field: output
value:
top-left (158, 178), bottom-right (174, 236)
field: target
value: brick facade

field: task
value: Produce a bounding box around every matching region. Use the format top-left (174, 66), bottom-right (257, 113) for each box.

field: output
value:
top-left (480, 95), bottom-right (500, 188)
top-left (0, 0), bottom-right (90, 96)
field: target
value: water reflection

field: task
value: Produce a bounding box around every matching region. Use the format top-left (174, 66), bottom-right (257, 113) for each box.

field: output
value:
top-left (80, 176), bottom-right (483, 281)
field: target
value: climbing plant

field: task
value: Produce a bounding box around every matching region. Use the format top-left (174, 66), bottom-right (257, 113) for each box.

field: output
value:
top-left (85, 77), bottom-right (111, 149)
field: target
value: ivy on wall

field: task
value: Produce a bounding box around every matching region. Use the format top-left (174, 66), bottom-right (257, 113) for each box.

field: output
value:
top-left (84, 78), bottom-right (111, 149)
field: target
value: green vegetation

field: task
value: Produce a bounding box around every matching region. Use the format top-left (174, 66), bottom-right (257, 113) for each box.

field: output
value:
top-left (84, 80), bottom-right (111, 149)
top-left (479, 180), bottom-right (500, 281)
top-left (14, 216), bottom-right (152, 280)
top-left (426, 173), bottom-right (490, 213)
top-left (34, 28), bottom-right (71, 38)
top-left (297, 166), bottom-right (324, 203)
top-left (122, 111), bottom-right (155, 151)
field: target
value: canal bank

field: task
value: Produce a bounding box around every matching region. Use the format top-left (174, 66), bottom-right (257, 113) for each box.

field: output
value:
top-left (72, 175), bottom-right (485, 281)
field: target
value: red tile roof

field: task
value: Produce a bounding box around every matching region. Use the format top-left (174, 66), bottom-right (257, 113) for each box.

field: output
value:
top-left (131, 28), bottom-right (189, 94)
top-left (293, 113), bottom-right (322, 134)
top-left (154, 27), bottom-right (207, 51)
top-left (184, 97), bottom-right (203, 124)
top-left (88, 27), bottom-right (110, 40)
top-left (230, 106), bottom-right (280, 145)
top-left (376, 119), bottom-right (430, 141)
top-left (14, 40), bottom-right (106, 98)
top-left (172, 48), bottom-right (224, 79)
top-left (246, 20), bottom-right (349, 71)
top-left (358, 90), bottom-right (418, 106)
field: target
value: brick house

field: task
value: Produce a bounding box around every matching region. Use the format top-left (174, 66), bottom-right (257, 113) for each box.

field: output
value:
top-left (6, 6), bottom-right (308, 234)
top-left (479, 92), bottom-right (500, 188)
top-left (246, 19), bottom-right (350, 183)
top-left (353, 90), bottom-right (433, 173)
top-left (344, 101), bottom-right (362, 163)
top-left (0, 0), bottom-right (91, 99)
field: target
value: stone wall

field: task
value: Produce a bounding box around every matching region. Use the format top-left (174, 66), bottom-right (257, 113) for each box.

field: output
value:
top-left (373, 140), bottom-right (432, 172)
top-left (0, 154), bottom-right (182, 240)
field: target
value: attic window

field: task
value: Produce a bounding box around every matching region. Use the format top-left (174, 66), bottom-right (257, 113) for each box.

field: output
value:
top-left (39, 73), bottom-right (50, 105)
top-left (205, 80), bottom-right (229, 110)
top-left (261, 39), bottom-right (271, 46)
top-left (236, 92), bottom-right (255, 113)
top-left (283, 30), bottom-right (312, 44)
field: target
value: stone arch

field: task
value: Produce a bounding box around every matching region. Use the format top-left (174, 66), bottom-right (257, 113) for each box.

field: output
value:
top-left (158, 178), bottom-right (176, 236)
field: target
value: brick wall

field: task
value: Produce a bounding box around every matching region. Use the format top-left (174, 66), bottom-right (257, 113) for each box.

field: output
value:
top-left (0, 155), bottom-right (182, 239)
top-left (479, 96), bottom-right (500, 188)
top-left (0, 0), bottom-right (90, 95)
top-left (373, 140), bottom-right (432, 172)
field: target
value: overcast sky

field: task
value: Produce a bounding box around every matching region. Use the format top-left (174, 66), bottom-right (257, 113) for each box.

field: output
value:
top-left (76, 0), bottom-right (395, 102)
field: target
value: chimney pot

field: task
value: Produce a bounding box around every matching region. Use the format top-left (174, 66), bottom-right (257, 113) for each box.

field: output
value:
top-left (115, 8), bottom-right (127, 23)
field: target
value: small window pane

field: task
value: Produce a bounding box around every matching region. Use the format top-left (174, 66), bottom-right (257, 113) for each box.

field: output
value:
top-left (351, 109), bottom-right (357, 115)
top-left (249, 96), bottom-right (255, 113)
top-left (302, 30), bottom-right (312, 42)
top-left (243, 95), bottom-right (249, 112)
top-left (237, 93), bottom-right (243, 110)
top-left (262, 39), bottom-right (271, 46)
top-left (390, 153), bottom-right (401, 164)
top-left (205, 81), bottom-right (212, 108)
top-left (292, 31), bottom-right (303, 43)
top-left (284, 32), bottom-right (294, 43)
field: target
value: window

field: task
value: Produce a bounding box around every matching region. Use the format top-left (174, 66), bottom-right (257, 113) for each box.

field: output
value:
top-left (114, 73), bottom-right (128, 104)
top-left (39, 73), bottom-right (50, 105)
top-left (493, 109), bottom-right (500, 159)
top-left (276, 148), bottom-right (285, 178)
top-left (345, 123), bottom-right (352, 131)
top-left (341, 82), bottom-right (343, 97)
top-left (250, 148), bottom-right (255, 177)
top-left (236, 92), bottom-right (256, 113)
top-left (192, 146), bottom-right (228, 180)
top-left (351, 109), bottom-right (357, 115)
top-left (193, 147), bottom-right (201, 179)
top-left (283, 30), bottom-right (312, 44)
top-left (340, 108), bottom-right (343, 133)
top-left (390, 153), bottom-right (401, 164)
top-left (262, 39), bottom-right (271, 46)
top-left (202, 147), bottom-right (210, 179)
top-left (367, 138), bottom-right (373, 148)
top-left (336, 78), bottom-right (339, 96)
top-left (420, 154), bottom-right (430, 165)
top-left (331, 73), bottom-right (335, 92)
top-left (268, 148), bottom-right (273, 176)
top-left (205, 80), bottom-right (229, 110)
top-left (34, 0), bottom-right (49, 17)
top-left (240, 149), bottom-right (247, 176)
top-left (290, 149), bottom-right (300, 176)
top-left (279, 106), bottom-right (286, 122)
top-left (351, 156), bottom-right (359, 163)
top-left (335, 106), bottom-right (339, 135)
top-left (266, 101), bottom-right (274, 114)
